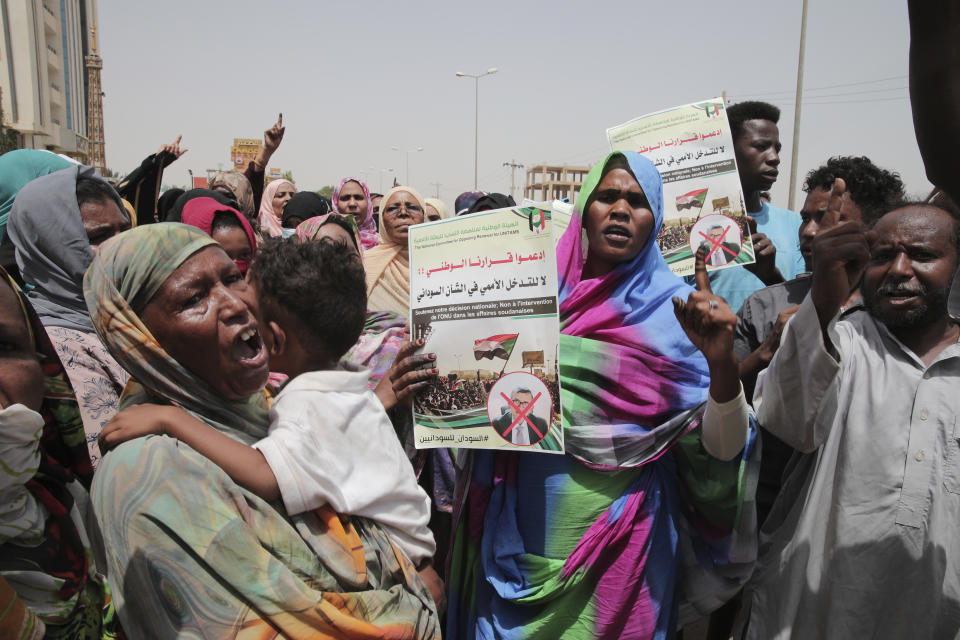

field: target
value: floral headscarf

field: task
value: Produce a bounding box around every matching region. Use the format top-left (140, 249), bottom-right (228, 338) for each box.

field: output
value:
top-left (208, 171), bottom-right (255, 220)
top-left (333, 177), bottom-right (378, 249)
top-left (83, 223), bottom-right (270, 442)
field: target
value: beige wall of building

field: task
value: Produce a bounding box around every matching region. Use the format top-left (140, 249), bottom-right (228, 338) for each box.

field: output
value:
top-left (1, 0), bottom-right (96, 159)
top-left (524, 164), bottom-right (590, 204)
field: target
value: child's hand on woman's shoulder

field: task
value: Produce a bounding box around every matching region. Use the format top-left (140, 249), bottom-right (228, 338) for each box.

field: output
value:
top-left (99, 404), bottom-right (188, 452)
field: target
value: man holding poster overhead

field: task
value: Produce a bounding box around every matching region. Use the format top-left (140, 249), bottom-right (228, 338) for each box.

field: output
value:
top-left (702, 101), bottom-right (806, 312)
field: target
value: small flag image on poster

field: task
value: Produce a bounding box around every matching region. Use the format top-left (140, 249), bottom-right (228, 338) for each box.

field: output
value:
top-left (676, 187), bottom-right (709, 213)
top-left (474, 333), bottom-right (519, 361)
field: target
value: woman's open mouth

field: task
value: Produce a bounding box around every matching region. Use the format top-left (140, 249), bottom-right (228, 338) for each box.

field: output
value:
top-left (233, 327), bottom-right (267, 367)
top-left (602, 224), bottom-right (632, 246)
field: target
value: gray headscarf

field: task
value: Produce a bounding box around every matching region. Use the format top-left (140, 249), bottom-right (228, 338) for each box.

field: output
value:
top-left (7, 165), bottom-right (126, 332)
top-left (208, 171), bottom-right (255, 219)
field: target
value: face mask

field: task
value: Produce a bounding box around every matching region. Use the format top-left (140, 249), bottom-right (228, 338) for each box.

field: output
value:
top-left (281, 227), bottom-right (296, 239)
top-left (0, 403), bottom-right (45, 541)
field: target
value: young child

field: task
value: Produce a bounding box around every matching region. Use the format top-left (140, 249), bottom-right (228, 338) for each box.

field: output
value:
top-left (100, 240), bottom-right (437, 578)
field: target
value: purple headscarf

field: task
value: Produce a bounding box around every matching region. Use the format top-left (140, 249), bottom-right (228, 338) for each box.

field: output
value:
top-left (332, 177), bottom-right (378, 250)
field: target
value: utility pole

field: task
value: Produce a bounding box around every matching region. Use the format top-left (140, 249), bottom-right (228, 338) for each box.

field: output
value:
top-left (430, 182), bottom-right (441, 199)
top-left (503, 159), bottom-right (524, 202)
top-left (787, 0), bottom-right (809, 211)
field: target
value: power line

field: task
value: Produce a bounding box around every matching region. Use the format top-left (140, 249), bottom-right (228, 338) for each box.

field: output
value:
top-left (733, 86), bottom-right (907, 102)
top-left (730, 74), bottom-right (908, 98)
top-left (804, 95), bottom-right (910, 105)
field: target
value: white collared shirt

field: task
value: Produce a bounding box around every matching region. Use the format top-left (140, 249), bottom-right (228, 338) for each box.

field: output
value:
top-left (742, 295), bottom-right (960, 639)
top-left (253, 364), bottom-right (435, 563)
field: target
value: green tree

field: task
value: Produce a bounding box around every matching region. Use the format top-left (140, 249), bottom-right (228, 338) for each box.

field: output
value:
top-left (316, 185), bottom-right (334, 200)
top-left (282, 170), bottom-right (295, 185)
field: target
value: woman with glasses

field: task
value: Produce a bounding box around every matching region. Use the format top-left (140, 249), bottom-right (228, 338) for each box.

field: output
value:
top-left (364, 185), bottom-right (425, 316)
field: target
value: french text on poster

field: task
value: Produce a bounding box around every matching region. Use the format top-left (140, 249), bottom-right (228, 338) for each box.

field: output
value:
top-left (408, 207), bottom-right (564, 453)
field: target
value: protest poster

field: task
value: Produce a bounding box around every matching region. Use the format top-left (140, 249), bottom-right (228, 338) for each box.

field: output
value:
top-left (408, 207), bottom-right (564, 454)
top-left (607, 98), bottom-right (754, 277)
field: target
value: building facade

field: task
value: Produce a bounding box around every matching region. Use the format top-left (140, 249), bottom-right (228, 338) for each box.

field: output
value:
top-left (0, 0), bottom-right (100, 161)
top-left (524, 164), bottom-right (590, 204)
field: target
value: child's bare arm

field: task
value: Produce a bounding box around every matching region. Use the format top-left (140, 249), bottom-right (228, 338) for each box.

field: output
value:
top-left (100, 404), bottom-right (281, 502)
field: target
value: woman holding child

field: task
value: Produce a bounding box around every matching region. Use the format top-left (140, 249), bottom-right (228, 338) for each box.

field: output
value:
top-left (84, 223), bottom-right (440, 638)
top-left (446, 151), bottom-right (759, 639)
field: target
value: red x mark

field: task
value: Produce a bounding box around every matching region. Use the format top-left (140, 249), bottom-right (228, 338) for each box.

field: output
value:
top-left (500, 391), bottom-right (544, 439)
top-left (698, 225), bottom-right (739, 263)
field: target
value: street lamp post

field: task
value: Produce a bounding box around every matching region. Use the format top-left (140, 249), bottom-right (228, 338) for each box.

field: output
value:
top-left (391, 145), bottom-right (424, 185)
top-left (456, 67), bottom-right (498, 190)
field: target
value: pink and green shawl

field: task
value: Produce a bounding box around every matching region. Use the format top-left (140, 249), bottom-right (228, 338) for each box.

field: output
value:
top-left (83, 223), bottom-right (440, 639)
top-left (446, 152), bottom-right (758, 639)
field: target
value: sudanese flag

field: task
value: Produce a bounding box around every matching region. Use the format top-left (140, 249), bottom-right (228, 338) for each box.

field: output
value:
top-left (474, 334), bottom-right (519, 361)
top-left (675, 188), bottom-right (708, 211)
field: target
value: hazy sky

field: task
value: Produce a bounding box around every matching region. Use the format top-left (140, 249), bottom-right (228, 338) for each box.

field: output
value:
top-left (98, 0), bottom-right (925, 209)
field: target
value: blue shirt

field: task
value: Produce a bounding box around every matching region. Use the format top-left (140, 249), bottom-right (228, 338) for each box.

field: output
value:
top-left (690, 201), bottom-right (805, 313)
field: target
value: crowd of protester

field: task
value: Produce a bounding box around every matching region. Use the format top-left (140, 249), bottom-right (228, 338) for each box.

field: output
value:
top-left (0, 2), bottom-right (958, 638)
top-left (657, 221), bottom-right (695, 252)
top-left (415, 377), bottom-right (487, 412)
top-left (414, 373), bottom-right (560, 417)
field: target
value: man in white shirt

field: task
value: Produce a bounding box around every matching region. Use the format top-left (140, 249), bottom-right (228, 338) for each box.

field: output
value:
top-left (738, 180), bottom-right (960, 639)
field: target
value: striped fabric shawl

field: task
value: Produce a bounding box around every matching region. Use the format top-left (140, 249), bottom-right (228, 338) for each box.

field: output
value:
top-left (447, 152), bottom-right (758, 640)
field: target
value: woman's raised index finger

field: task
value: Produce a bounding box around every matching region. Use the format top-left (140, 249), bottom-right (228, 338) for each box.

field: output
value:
top-left (694, 245), bottom-right (713, 293)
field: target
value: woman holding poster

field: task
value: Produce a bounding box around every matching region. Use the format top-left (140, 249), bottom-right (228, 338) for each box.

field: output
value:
top-left (447, 151), bottom-right (758, 639)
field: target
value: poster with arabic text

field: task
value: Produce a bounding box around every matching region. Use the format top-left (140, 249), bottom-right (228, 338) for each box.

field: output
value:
top-left (607, 98), bottom-right (755, 276)
top-left (408, 207), bottom-right (564, 453)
